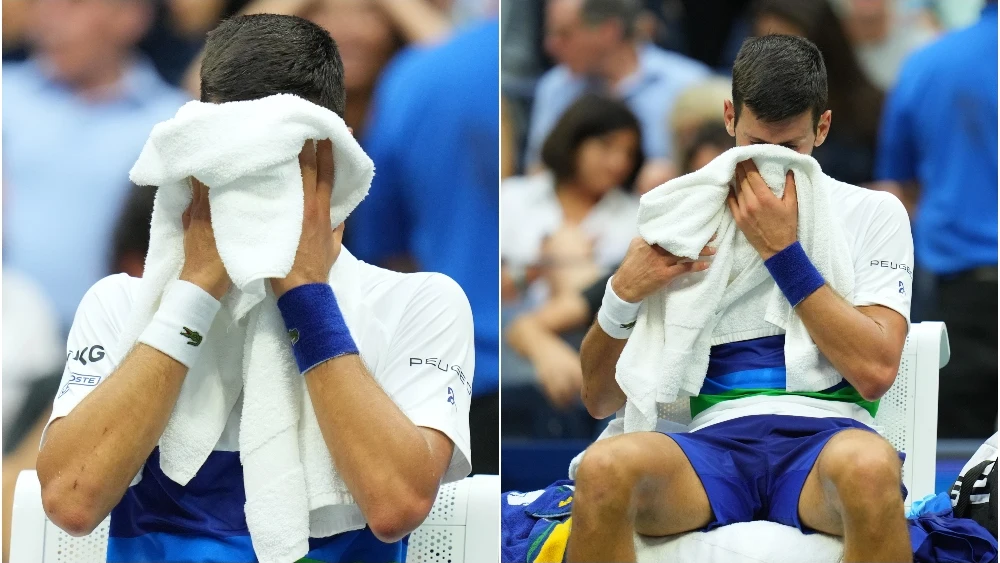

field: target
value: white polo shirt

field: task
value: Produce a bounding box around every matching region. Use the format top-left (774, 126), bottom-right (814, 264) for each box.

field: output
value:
top-left (46, 247), bottom-right (474, 482)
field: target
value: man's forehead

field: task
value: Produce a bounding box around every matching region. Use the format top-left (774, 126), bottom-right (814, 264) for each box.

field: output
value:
top-left (547, 0), bottom-right (583, 21)
top-left (738, 107), bottom-right (814, 137)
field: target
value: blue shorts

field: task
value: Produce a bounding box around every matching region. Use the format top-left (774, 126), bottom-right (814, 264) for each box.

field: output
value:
top-left (665, 414), bottom-right (904, 532)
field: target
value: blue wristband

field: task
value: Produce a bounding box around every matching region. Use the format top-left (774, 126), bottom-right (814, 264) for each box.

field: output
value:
top-left (764, 242), bottom-right (825, 307)
top-left (276, 283), bottom-right (358, 374)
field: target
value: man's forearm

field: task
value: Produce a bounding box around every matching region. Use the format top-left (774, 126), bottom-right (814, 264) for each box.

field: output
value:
top-left (579, 323), bottom-right (627, 419)
top-left (794, 286), bottom-right (906, 400)
top-left (305, 355), bottom-right (451, 542)
top-left (37, 345), bottom-right (189, 535)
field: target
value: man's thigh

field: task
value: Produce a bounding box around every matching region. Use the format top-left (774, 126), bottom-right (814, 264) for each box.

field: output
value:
top-left (574, 432), bottom-right (712, 536)
top-left (797, 428), bottom-right (902, 535)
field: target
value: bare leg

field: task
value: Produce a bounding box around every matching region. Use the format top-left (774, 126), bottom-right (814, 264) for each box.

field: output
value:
top-left (798, 429), bottom-right (912, 563)
top-left (566, 432), bottom-right (712, 563)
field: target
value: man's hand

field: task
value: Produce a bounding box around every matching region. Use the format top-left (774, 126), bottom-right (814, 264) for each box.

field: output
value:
top-left (271, 139), bottom-right (339, 298)
top-left (532, 338), bottom-right (585, 410)
top-left (610, 237), bottom-right (715, 303)
top-left (727, 160), bottom-right (798, 260)
top-left (179, 178), bottom-right (231, 300)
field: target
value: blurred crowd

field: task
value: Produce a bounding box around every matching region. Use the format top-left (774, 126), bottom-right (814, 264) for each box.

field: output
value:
top-left (500, 0), bottom-right (997, 449)
top-left (1, 1), bottom-right (497, 559)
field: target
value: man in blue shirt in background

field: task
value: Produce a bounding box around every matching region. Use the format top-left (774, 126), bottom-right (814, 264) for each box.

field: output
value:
top-left (525, 0), bottom-right (710, 175)
top-left (3, 0), bottom-right (188, 330)
top-left (347, 19), bottom-right (500, 474)
top-left (875, 0), bottom-right (998, 438)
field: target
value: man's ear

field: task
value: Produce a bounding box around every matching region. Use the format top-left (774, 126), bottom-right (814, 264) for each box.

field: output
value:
top-left (814, 109), bottom-right (832, 147)
top-left (723, 100), bottom-right (737, 137)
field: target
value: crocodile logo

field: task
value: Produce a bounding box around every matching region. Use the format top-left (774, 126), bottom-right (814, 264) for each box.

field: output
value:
top-left (288, 328), bottom-right (300, 345)
top-left (620, 320), bottom-right (637, 330)
top-left (180, 327), bottom-right (203, 347)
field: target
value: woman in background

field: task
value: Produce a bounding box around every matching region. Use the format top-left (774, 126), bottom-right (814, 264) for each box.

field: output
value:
top-left (753, 0), bottom-right (885, 185)
top-left (501, 95), bottom-right (644, 307)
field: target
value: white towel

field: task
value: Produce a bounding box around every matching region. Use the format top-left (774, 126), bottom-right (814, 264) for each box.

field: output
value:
top-left (617, 145), bottom-right (854, 433)
top-left (124, 94), bottom-right (374, 563)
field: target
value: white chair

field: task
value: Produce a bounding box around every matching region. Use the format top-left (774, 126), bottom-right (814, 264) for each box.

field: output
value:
top-left (10, 472), bottom-right (499, 563)
top-left (637, 321), bottom-right (950, 563)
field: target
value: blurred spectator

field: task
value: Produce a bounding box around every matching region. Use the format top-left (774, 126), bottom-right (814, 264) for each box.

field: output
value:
top-left (875, 0), bottom-right (997, 439)
top-left (504, 121), bottom-right (732, 411)
top-left (1, 269), bottom-right (63, 437)
top-left (668, 77), bottom-right (732, 162)
top-left (502, 95), bottom-right (643, 305)
top-left (346, 20), bottom-right (500, 474)
top-left (182, 0), bottom-right (452, 136)
top-left (752, 0), bottom-right (884, 185)
top-left (830, 0), bottom-right (937, 89)
top-left (678, 121), bottom-right (738, 177)
top-left (502, 97), bottom-right (519, 180)
top-left (634, 76), bottom-right (731, 194)
top-left (109, 186), bottom-right (157, 278)
top-left (2, 0), bottom-right (189, 330)
top-left (524, 0), bottom-right (711, 178)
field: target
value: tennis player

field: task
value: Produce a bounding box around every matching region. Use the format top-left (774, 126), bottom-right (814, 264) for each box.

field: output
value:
top-left (37, 14), bottom-right (473, 563)
top-left (569, 35), bottom-right (914, 563)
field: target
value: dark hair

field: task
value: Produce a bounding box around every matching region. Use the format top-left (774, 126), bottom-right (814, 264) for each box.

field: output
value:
top-left (751, 0), bottom-right (884, 142)
top-left (541, 95), bottom-right (644, 189)
top-left (732, 34), bottom-right (828, 128)
top-left (681, 122), bottom-right (735, 174)
top-left (110, 186), bottom-right (156, 274)
top-left (200, 14), bottom-right (346, 116)
top-left (580, 0), bottom-right (643, 39)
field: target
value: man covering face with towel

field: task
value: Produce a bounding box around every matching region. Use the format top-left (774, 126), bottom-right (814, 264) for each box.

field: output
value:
top-left (569, 35), bottom-right (914, 563)
top-left (36, 14), bottom-right (473, 563)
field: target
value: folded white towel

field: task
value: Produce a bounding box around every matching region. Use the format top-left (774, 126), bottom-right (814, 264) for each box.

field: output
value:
top-left (617, 145), bottom-right (854, 433)
top-left (123, 94), bottom-right (374, 563)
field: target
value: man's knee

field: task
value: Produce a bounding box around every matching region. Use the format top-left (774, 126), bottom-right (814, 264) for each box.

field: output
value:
top-left (574, 437), bottom-right (647, 512)
top-left (821, 431), bottom-right (902, 515)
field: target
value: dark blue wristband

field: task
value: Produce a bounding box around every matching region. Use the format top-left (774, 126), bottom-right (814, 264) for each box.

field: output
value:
top-left (276, 283), bottom-right (358, 374)
top-left (764, 242), bottom-right (825, 307)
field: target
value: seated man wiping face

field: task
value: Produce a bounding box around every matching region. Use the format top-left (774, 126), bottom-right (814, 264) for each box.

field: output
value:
top-left (37, 14), bottom-right (475, 563)
top-left (568, 34), bottom-right (913, 563)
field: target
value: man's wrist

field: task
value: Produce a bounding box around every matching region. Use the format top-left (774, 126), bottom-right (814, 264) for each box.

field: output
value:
top-left (139, 280), bottom-right (221, 368)
top-left (764, 241), bottom-right (825, 306)
top-left (276, 283), bottom-right (359, 374)
top-left (597, 276), bottom-right (642, 339)
top-left (610, 274), bottom-right (641, 304)
top-left (179, 271), bottom-right (229, 301)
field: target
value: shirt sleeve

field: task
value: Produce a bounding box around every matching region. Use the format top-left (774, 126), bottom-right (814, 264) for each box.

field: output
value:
top-left (376, 274), bottom-right (475, 483)
top-left (851, 195), bottom-right (914, 328)
top-left (42, 274), bottom-right (132, 446)
top-left (875, 60), bottom-right (919, 183)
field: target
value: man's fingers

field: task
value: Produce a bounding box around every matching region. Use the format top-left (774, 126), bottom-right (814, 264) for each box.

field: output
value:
top-left (726, 192), bottom-right (740, 219)
top-left (316, 139), bottom-right (334, 207)
top-left (739, 162), bottom-right (761, 207)
top-left (299, 140), bottom-right (318, 195)
top-left (783, 170), bottom-right (798, 208)
top-left (699, 245), bottom-right (716, 257)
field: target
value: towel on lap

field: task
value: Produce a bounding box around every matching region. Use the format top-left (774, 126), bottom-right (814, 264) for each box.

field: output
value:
top-left (618, 145), bottom-right (854, 433)
top-left (126, 94), bottom-right (374, 563)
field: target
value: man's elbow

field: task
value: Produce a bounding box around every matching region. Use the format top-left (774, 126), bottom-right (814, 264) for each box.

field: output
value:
top-left (581, 387), bottom-right (617, 420)
top-left (853, 361), bottom-right (898, 402)
top-left (41, 480), bottom-right (104, 537)
top-left (366, 490), bottom-right (435, 543)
